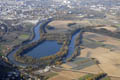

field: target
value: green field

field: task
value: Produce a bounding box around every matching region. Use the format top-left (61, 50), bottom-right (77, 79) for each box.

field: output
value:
top-left (116, 24), bottom-right (120, 27)
top-left (47, 72), bottom-right (58, 78)
top-left (19, 34), bottom-right (29, 40)
top-left (79, 74), bottom-right (94, 80)
top-left (79, 74), bottom-right (110, 80)
top-left (102, 77), bottom-right (111, 80)
top-left (0, 45), bottom-right (4, 56)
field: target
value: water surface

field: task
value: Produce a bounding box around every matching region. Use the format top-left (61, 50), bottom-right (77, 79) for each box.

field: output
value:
top-left (26, 41), bottom-right (62, 58)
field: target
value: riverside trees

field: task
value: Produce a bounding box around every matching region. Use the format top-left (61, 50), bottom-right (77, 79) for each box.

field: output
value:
top-left (67, 30), bottom-right (83, 62)
top-left (14, 39), bottom-right (69, 67)
top-left (13, 20), bottom-right (84, 67)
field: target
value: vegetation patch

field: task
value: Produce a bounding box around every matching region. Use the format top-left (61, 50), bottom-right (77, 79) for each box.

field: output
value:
top-left (23, 23), bottom-right (34, 28)
top-left (79, 74), bottom-right (94, 80)
top-left (19, 34), bottom-right (29, 40)
top-left (79, 73), bottom-right (109, 80)
top-left (46, 72), bottom-right (58, 79)
top-left (102, 77), bottom-right (111, 80)
top-left (115, 24), bottom-right (120, 27)
top-left (0, 45), bottom-right (5, 56)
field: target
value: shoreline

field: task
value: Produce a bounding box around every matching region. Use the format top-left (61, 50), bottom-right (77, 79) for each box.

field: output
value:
top-left (6, 20), bottom-right (44, 66)
top-left (6, 19), bottom-right (54, 67)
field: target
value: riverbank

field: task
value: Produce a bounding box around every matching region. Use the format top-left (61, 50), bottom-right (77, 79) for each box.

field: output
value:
top-left (7, 19), bottom-right (64, 68)
top-left (9, 27), bottom-right (84, 68)
top-left (7, 20), bottom-right (47, 66)
top-left (8, 18), bottom-right (119, 68)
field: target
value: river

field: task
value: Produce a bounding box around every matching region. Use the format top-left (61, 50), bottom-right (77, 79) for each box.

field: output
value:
top-left (7, 20), bottom-right (81, 66)
top-left (67, 29), bottom-right (81, 58)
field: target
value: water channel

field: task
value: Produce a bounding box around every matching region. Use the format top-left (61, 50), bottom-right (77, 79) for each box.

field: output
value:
top-left (7, 20), bottom-right (81, 66)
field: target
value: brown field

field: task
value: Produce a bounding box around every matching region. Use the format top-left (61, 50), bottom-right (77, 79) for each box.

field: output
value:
top-left (48, 20), bottom-right (93, 29)
top-left (110, 77), bottom-right (120, 80)
top-left (79, 32), bottom-right (120, 77)
top-left (78, 64), bottom-right (103, 74)
top-left (80, 47), bottom-right (120, 76)
top-left (48, 19), bottom-right (117, 30)
top-left (84, 32), bottom-right (120, 49)
top-left (61, 64), bottom-right (72, 69)
top-left (48, 20), bottom-right (73, 29)
top-left (48, 20), bottom-right (120, 79)
top-left (61, 61), bottom-right (102, 74)
top-left (48, 70), bottom-right (85, 80)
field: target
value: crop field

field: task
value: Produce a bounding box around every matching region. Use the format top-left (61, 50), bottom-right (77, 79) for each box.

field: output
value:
top-left (61, 58), bottom-right (102, 74)
top-left (47, 19), bottom-right (120, 80)
top-left (79, 32), bottom-right (120, 77)
top-left (48, 70), bottom-right (86, 80)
